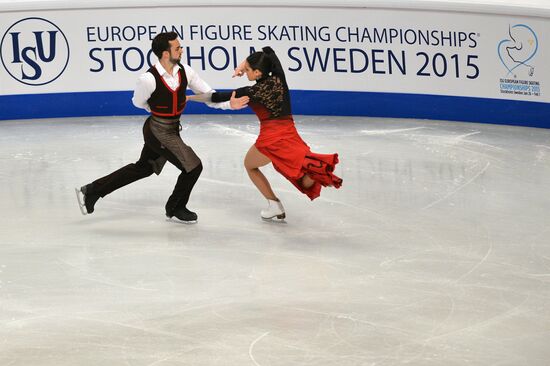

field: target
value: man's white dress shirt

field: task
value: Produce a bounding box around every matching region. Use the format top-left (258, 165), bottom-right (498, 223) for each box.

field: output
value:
top-left (132, 62), bottom-right (231, 112)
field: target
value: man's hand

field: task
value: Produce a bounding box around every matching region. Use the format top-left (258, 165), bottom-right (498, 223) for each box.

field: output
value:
top-left (229, 91), bottom-right (249, 110)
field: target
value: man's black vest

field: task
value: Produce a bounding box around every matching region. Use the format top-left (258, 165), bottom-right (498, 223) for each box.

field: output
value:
top-left (147, 64), bottom-right (188, 118)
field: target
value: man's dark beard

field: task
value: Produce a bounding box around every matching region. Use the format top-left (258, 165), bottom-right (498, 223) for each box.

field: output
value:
top-left (169, 56), bottom-right (181, 65)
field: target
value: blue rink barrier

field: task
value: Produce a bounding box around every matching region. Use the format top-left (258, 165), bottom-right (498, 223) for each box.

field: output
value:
top-left (0, 90), bottom-right (548, 128)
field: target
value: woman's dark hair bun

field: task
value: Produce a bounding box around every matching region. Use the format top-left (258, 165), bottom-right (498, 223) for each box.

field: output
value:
top-left (262, 46), bottom-right (275, 55)
top-left (246, 46), bottom-right (286, 84)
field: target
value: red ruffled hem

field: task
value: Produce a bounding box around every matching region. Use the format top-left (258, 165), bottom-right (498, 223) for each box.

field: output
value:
top-left (282, 152), bottom-right (342, 200)
top-left (257, 147), bottom-right (343, 200)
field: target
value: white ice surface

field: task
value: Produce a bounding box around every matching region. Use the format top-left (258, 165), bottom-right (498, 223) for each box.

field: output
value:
top-left (1, 115), bottom-right (550, 366)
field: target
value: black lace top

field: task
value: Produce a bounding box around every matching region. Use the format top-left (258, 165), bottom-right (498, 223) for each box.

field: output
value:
top-left (212, 75), bottom-right (292, 119)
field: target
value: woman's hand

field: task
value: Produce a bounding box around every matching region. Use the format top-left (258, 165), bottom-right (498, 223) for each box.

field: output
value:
top-left (232, 61), bottom-right (246, 78)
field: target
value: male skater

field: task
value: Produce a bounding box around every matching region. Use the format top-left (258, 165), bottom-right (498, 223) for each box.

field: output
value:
top-left (76, 32), bottom-right (248, 223)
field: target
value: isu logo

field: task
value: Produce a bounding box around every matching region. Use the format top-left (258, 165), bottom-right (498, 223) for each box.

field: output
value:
top-left (1, 17), bottom-right (70, 86)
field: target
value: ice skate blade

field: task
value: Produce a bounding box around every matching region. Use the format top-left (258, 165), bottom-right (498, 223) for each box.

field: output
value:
top-left (261, 217), bottom-right (287, 224)
top-left (166, 217), bottom-right (198, 225)
top-left (74, 187), bottom-right (87, 216)
top-left (261, 213), bottom-right (287, 223)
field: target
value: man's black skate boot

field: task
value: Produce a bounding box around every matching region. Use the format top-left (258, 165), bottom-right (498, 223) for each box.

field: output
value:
top-left (166, 206), bottom-right (198, 224)
top-left (80, 184), bottom-right (100, 214)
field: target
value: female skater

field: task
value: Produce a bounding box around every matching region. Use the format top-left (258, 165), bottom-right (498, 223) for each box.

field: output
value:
top-left (188, 47), bottom-right (342, 220)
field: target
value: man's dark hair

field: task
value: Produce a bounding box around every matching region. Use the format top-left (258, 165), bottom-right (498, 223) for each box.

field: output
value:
top-left (151, 32), bottom-right (178, 59)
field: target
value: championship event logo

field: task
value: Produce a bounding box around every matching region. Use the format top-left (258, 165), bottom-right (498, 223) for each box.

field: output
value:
top-left (1, 17), bottom-right (70, 86)
top-left (498, 24), bottom-right (540, 97)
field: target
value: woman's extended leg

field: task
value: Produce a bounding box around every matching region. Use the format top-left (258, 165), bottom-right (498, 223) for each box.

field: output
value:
top-left (244, 145), bottom-right (277, 200)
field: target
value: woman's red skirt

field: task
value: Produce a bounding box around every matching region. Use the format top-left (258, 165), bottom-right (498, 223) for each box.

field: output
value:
top-left (255, 119), bottom-right (342, 200)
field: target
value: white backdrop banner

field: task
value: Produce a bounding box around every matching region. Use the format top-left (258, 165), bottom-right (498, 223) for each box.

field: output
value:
top-left (0, 6), bottom-right (548, 123)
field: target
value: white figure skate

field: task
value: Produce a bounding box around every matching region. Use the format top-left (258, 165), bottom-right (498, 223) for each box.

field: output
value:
top-left (261, 199), bottom-right (286, 221)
